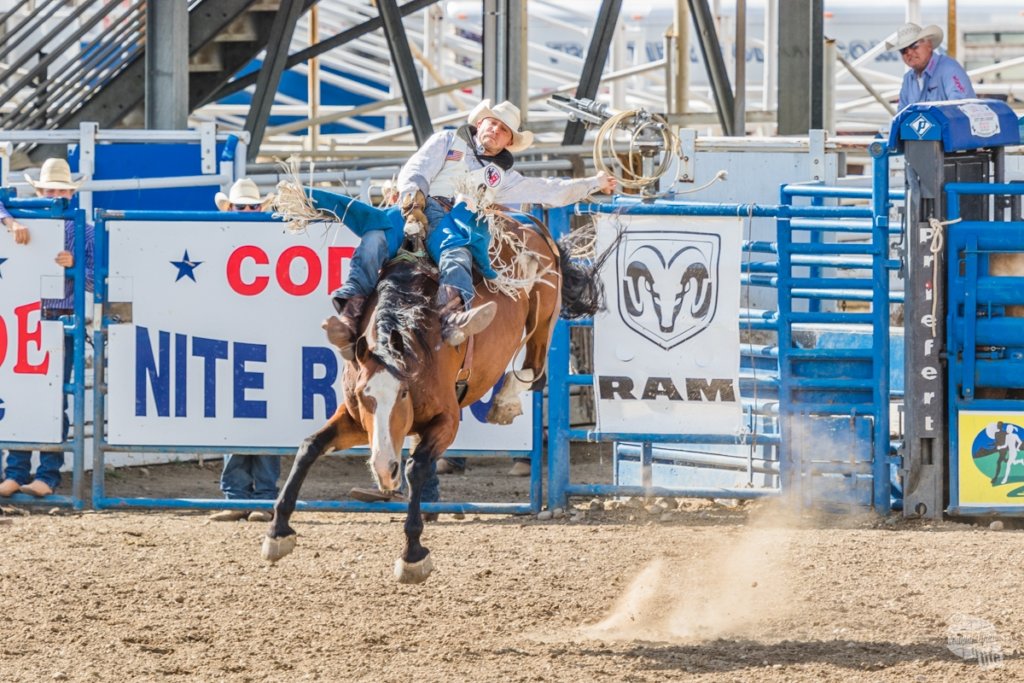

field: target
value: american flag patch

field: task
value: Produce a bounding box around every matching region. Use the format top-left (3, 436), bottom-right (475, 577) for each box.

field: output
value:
top-left (446, 149), bottom-right (464, 161)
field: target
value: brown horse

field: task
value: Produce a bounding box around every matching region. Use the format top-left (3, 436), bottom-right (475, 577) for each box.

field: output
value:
top-left (261, 218), bottom-right (607, 583)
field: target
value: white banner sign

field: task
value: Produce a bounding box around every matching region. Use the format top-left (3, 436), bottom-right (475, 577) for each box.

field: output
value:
top-left (594, 214), bottom-right (743, 435)
top-left (105, 218), bottom-right (532, 450)
top-left (0, 219), bottom-right (68, 442)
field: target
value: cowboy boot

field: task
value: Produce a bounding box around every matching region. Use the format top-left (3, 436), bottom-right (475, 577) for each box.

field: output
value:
top-left (437, 285), bottom-right (497, 347)
top-left (326, 294), bottom-right (367, 360)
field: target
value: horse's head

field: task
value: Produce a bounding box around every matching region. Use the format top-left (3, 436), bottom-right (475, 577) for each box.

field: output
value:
top-left (352, 259), bottom-right (435, 492)
top-left (353, 333), bottom-right (415, 492)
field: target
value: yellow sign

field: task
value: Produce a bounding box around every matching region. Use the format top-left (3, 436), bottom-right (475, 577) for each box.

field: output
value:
top-left (958, 411), bottom-right (1024, 506)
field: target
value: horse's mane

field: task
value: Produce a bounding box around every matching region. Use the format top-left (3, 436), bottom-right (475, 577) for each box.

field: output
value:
top-left (371, 258), bottom-right (434, 376)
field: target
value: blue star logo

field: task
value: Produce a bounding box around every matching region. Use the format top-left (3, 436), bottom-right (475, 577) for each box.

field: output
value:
top-left (0, 257), bottom-right (6, 278)
top-left (170, 250), bottom-right (203, 282)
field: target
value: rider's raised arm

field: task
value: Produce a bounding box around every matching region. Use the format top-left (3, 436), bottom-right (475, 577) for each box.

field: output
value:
top-left (496, 170), bottom-right (605, 208)
top-left (397, 130), bottom-right (454, 198)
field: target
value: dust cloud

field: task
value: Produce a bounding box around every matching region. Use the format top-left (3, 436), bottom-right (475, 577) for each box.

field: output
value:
top-left (580, 506), bottom-right (798, 643)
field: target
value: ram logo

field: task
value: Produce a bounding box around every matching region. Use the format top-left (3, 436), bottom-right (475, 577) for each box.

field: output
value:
top-left (617, 232), bottom-right (719, 349)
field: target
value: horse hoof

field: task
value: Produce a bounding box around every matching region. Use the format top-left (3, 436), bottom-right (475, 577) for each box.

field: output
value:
top-left (486, 400), bottom-right (523, 425)
top-left (261, 534), bottom-right (297, 563)
top-left (394, 553), bottom-right (434, 584)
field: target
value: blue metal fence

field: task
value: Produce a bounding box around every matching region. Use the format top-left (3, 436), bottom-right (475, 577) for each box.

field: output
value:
top-left (547, 143), bottom-right (900, 514)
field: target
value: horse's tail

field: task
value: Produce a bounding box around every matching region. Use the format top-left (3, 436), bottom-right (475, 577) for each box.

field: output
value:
top-left (556, 229), bottom-right (622, 320)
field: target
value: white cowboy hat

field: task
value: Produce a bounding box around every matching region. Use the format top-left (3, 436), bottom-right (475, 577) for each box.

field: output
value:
top-left (886, 22), bottom-right (943, 52)
top-left (467, 99), bottom-right (535, 153)
top-left (25, 158), bottom-right (82, 191)
top-left (215, 178), bottom-right (273, 211)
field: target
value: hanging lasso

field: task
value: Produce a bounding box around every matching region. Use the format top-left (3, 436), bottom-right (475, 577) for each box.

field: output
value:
top-left (592, 109), bottom-right (679, 192)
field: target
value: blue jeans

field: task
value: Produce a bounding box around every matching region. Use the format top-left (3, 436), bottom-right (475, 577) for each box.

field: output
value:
top-left (330, 198), bottom-right (475, 307)
top-left (425, 199), bottom-right (475, 305)
top-left (3, 332), bottom-right (73, 489)
top-left (334, 229), bottom-right (391, 300)
top-left (220, 454), bottom-right (281, 500)
top-left (439, 247), bottom-right (474, 306)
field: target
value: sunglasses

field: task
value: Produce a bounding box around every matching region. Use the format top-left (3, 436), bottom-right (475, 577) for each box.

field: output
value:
top-left (233, 203), bottom-right (262, 212)
top-left (900, 40), bottom-right (923, 55)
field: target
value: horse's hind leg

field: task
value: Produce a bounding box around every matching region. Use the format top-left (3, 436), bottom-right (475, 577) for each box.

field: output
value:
top-left (487, 286), bottom-right (559, 425)
top-left (262, 411), bottom-right (367, 563)
top-left (394, 414), bottom-right (456, 584)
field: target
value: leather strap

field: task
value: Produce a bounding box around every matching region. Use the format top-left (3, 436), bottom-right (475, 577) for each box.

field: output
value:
top-left (454, 335), bottom-right (474, 403)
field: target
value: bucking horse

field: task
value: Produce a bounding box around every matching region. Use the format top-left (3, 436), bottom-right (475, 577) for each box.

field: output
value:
top-left (262, 188), bottom-right (609, 583)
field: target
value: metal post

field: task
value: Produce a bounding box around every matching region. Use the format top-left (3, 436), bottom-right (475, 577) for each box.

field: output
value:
top-left (823, 38), bottom-right (836, 135)
top-left (870, 142), bottom-right (891, 514)
top-left (778, 0), bottom-right (811, 134)
top-left (71, 207), bottom-right (86, 509)
top-left (244, 0), bottom-right (305, 161)
top-left (763, 0), bottom-right (777, 115)
top-left (733, 0), bottom-right (746, 136)
top-left (562, 0), bottom-right (623, 146)
top-left (687, 0), bottom-right (735, 135)
top-left (809, 0), bottom-right (823, 130)
top-left (902, 139), bottom-right (946, 519)
top-left (378, 0), bottom-right (433, 146)
top-left (481, 0), bottom-right (525, 111)
top-left (145, 0), bottom-right (188, 129)
top-left (947, 0), bottom-right (957, 60)
top-left (509, 0), bottom-right (526, 115)
top-left (674, 0), bottom-right (690, 117)
top-left (308, 6), bottom-right (320, 153)
top-left (482, 0), bottom-right (506, 103)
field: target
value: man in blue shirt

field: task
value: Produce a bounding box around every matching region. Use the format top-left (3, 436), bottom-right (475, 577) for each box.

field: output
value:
top-left (888, 22), bottom-right (975, 111)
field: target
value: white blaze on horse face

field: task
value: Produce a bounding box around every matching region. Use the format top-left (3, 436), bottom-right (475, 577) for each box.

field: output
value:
top-left (363, 370), bottom-right (408, 491)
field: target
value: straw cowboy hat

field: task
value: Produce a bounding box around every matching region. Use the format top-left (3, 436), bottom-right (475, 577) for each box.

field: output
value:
top-left (25, 158), bottom-right (82, 191)
top-left (467, 99), bottom-right (534, 153)
top-left (215, 178), bottom-right (274, 211)
top-left (886, 22), bottom-right (944, 52)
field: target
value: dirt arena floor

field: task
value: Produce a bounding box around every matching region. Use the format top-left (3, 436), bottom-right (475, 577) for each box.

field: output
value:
top-left (2, 446), bottom-right (1022, 682)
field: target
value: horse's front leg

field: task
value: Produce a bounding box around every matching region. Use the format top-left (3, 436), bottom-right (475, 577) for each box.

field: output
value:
top-left (394, 413), bottom-right (457, 584)
top-left (262, 410), bottom-right (368, 563)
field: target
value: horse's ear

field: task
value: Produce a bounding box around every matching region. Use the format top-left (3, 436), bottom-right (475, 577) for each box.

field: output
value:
top-left (354, 335), bottom-right (370, 364)
top-left (389, 328), bottom-right (406, 357)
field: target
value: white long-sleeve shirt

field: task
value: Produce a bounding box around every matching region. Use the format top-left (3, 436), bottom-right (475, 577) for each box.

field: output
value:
top-left (397, 128), bottom-right (602, 208)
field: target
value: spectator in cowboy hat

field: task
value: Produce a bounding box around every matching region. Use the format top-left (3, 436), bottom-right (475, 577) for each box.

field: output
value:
top-left (208, 179), bottom-right (279, 522)
top-left (0, 158), bottom-right (94, 498)
top-left (887, 22), bottom-right (975, 111)
top-left (214, 177), bottom-right (274, 212)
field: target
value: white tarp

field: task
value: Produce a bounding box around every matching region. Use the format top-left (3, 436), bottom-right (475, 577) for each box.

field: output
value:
top-left (594, 214), bottom-right (743, 435)
top-left (0, 219), bottom-right (67, 442)
top-left (105, 218), bottom-right (532, 450)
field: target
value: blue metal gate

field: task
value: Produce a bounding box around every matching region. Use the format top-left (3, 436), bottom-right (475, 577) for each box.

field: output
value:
top-left (548, 143), bottom-right (899, 514)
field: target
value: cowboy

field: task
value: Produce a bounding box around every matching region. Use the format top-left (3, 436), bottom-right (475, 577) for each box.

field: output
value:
top-left (215, 177), bottom-right (274, 213)
top-left (887, 22), bottom-right (975, 111)
top-left (327, 99), bottom-right (616, 359)
top-left (0, 158), bottom-right (95, 498)
top-left (208, 179), bottom-right (279, 523)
